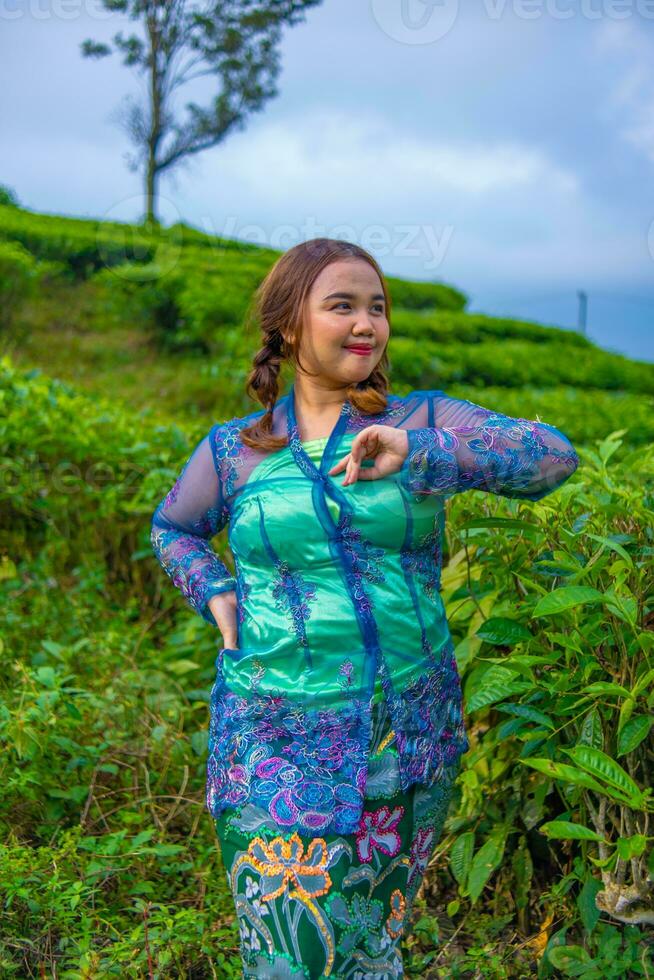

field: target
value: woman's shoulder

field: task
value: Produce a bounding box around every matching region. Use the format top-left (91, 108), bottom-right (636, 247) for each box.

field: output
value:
top-left (211, 402), bottom-right (271, 440)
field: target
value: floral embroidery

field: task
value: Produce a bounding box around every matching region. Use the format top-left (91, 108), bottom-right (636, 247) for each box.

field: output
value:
top-left (214, 415), bottom-right (252, 497)
top-left (236, 833), bottom-right (333, 901)
top-left (408, 826), bottom-right (436, 890)
top-left (385, 889), bottom-right (407, 939)
top-left (400, 525), bottom-right (442, 599)
top-left (245, 953), bottom-right (309, 979)
top-left (335, 511), bottom-right (386, 618)
top-left (207, 637), bottom-right (468, 836)
top-left (271, 559), bottom-right (318, 661)
top-left (378, 640), bottom-right (470, 789)
top-left (327, 893), bottom-right (385, 956)
top-left (338, 660), bottom-right (354, 692)
top-left (217, 710), bottom-right (458, 979)
top-left (355, 805), bottom-right (404, 863)
top-left (207, 679), bottom-right (370, 835)
top-left (401, 407), bottom-right (579, 501)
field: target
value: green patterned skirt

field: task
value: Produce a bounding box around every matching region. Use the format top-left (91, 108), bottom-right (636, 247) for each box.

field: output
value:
top-left (215, 702), bottom-right (461, 979)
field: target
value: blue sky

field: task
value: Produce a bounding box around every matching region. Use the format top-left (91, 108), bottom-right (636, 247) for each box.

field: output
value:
top-left (2, 0), bottom-right (653, 361)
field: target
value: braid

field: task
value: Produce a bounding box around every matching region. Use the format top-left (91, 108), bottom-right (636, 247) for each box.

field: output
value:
top-left (240, 333), bottom-right (289, 450)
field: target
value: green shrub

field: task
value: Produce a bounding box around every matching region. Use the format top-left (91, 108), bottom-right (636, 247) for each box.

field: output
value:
top-left (0, 184), bottom-right (19, 207)
top-left (0, 240), bottom-right (38, 329)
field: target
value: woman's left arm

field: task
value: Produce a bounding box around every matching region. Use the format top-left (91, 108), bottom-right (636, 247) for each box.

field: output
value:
top-left (399, 391), bottom-right (580, 502)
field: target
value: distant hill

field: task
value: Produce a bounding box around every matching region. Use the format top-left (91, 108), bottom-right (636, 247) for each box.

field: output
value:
top-left (1, 202), bottom-right (652, 448)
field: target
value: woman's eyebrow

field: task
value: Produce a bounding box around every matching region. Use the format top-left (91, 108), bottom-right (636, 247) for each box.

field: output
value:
top-left (322, 291), bottom-right (386, 302)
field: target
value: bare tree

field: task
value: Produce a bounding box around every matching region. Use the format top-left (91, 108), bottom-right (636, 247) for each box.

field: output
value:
top-left (81, 0), bottom-right (323, 224)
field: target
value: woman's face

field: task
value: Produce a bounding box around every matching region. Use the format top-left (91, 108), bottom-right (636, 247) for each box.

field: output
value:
top-left (294, 258), bottom-right (390, 387)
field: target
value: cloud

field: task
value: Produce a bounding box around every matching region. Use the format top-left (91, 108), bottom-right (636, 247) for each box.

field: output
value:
top-left (214, 110), bottom-right (579, 200)
top-left (593, 18), bottom-right (654, 162)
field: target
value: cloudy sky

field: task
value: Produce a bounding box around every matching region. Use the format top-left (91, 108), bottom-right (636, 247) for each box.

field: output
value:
top-left (2, 0), bottom-right (653, 361)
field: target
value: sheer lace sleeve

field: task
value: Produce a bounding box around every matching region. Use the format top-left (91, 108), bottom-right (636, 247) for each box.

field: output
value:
top-left (150, 424), bottom-right (236, 625)
top-left (400, 391), bottom-right (579, 502)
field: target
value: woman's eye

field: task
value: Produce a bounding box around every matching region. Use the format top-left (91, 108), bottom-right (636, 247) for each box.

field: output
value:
top-left (334, 303), bottom-right (385, 313)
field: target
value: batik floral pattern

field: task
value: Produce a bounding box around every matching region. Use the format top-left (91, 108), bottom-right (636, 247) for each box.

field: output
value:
top-left (355, 805), bottom-right (404, 863)
top-left (216, 692), bottom-right (464, 978)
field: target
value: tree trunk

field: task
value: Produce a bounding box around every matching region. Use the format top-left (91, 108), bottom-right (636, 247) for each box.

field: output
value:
top-left (146, 7), bottom-right (161, 226)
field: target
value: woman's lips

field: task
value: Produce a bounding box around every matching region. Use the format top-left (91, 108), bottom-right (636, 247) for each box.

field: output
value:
top-left (344, 346), bottom-right (373, 356)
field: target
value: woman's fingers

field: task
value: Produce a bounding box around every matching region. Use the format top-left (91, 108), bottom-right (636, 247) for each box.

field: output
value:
top-left (328, 429), bottom-right (379, 486)
top-left (326, 426), bottom-right (404, 486)
top-left (328, 452), bottom-right (350, 476)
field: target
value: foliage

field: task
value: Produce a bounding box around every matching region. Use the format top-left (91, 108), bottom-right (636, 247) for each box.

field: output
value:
top-left (0, 241), bottom-right (39, 330)
top-left (0, 183), bottom-right (19, 208)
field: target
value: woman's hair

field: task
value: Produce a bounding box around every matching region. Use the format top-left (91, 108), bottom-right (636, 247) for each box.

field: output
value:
top-left (239, 238), bottom-right (392, 450)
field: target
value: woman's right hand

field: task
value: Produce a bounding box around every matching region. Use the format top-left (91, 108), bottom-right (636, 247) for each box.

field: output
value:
top-left (207, 590), bottom-right (239, 649)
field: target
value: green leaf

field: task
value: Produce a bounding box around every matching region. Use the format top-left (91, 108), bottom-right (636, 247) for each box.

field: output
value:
top-left (539, 820), bottom-right (605, 842)
top-left (580, 682), bottom-right (631, 698)
top-left (466, 682), bottom-right (529, 713)
top-left (167, 659), bottom-right (201, 675)
top-left (450, 831), bottom-right (474, 888)
top-left (458, 517), bottom-right (541, 535)
top-left (131, 829), bottom-right (156, 848)
top-left (518, 758), bottom-right (607, 795)
top-left (617, 697), bottom-right (635, 739)
top-left (466, 829), bottom-right (508, 904)
top-left (475, 617), bottom-right (533, 645)
top-left (632, 668), bottom-right (654, 698)
top-left (617, 715), bottom-right (653, 757)
top-left (578, 708), bottom-right (603, 750)
top-left (36, 666), bottom-right (57, 689)
top-left (585, 533), bottom-right (633, 567)
top-left (531, 586), bottom-right (604, 618)
top-left (496, 703), bottom-right (554, 729)
top-left (513, 835), bottom-right (533, 914)
top-left (577, 876), bottom-right (602, 934)
top-left (562, 745), bottom-right (645, 807)
top-left (548, 944), bottom-right (591, 973)
top-left (616, 835), bottom-right (647, 860)
top-left (150, 844), bottom-right (185, 857)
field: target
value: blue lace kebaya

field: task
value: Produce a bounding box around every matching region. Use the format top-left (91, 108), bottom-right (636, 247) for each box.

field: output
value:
top-left (151, 385), bottom-right (579, 836)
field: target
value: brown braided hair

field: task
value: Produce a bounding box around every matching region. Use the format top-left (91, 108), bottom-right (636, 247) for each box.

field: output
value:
top-left (240, 238), bottom-right (392, 450)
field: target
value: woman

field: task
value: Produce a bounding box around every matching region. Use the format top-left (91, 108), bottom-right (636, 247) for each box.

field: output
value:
top-left (150, 238), bottom-right (579, 979)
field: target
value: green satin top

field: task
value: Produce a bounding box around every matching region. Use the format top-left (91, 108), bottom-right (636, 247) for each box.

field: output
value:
top-left (224, 427), bottom-right (451, 710)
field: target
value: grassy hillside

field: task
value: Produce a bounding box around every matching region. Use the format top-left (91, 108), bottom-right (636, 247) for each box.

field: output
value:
top-left (2, 203), bottom-right (653, 447)
top-left (1, 202), bottom-right (653, 978)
